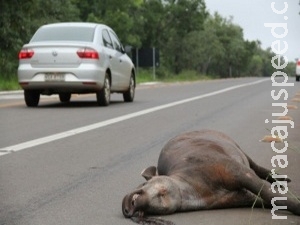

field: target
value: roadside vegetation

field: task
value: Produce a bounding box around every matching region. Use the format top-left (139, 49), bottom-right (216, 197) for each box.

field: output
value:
top-left (0, 77), bottom-right (20, 91)
top-left (136, 68), bottom-right (213, 83)
top-left (0, 0), bottom-right (296, 91)
top-left (0, 69), bottom-right (212, 91)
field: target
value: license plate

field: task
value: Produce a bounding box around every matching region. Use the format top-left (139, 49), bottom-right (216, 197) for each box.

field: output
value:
top-left (45, 73), bottom-right (65, 82)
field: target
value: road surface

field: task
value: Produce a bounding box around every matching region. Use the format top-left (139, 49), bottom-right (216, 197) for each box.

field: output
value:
top-left (0, 77), bottom-right (299, 225)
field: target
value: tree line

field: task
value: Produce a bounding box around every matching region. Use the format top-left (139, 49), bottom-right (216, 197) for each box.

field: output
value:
top-left (0, 0), bottom-right (295, 80)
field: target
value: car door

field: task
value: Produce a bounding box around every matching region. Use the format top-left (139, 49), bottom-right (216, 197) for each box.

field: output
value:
top-left (108, 30), bottom-right (131, 89)
top-left (101, 29), bottom-right (120, 89)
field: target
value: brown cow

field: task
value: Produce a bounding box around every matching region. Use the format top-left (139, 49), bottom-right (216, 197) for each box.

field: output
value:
top-left (122, 130), bottom-right (300, 223)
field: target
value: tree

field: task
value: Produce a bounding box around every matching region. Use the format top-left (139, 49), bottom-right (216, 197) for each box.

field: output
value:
top-left (139, 0), bottom-right (168, 47)
top-left (199, 13), bottom-right (255, 78)
top-left (0, 0), bottom-right (295, 83)
top-left (213, 15), bottom-right (246, 77)
top-left (248, 55), bottom-right (264, 76)
top-left (0, 0), bottom-right (37, 79)
top-left (82, 0), bottom-right (143, 47)
top-left (180, 15), bottom-right (225, 74)
top-left (0, 0), bottom-right (79, 79)
top-left (162, 0), bottom-right (208, 74)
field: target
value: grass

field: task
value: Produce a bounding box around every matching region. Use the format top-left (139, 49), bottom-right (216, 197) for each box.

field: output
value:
top-left (136, 68), bottom-right (214, 84)
top-left (0, 76), bottom-right (21, 91)
top-left (0, 70), bottom-right (213, 91)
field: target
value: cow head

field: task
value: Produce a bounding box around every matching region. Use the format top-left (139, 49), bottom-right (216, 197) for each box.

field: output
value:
top-left (122, 166), bottom-right (181, 218)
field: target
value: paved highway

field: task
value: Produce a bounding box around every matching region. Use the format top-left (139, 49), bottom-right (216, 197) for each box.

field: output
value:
top-left (0, 77), bottom-right (300, 225)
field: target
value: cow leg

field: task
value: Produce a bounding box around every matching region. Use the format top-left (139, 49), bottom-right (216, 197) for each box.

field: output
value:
top-left (246, 155), bottom-right (291, 184)
top-left (238, 168), bottom-right (300, 216)
top-left (208, 190), bottom-right (269, 210)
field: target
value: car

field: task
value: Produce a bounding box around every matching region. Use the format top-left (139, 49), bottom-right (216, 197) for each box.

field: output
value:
top-left (296, 59), bottom-right (300, 82)
top-left (18, 22), bottom-right (136, 107)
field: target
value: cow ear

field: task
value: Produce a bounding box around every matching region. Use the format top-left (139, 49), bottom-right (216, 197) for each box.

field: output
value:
top-left (141, 166), bottom-right (157, 180)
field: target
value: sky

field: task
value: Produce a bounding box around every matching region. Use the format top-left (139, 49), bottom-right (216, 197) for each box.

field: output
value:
top-left (205, 0), bottom-right (300, 62)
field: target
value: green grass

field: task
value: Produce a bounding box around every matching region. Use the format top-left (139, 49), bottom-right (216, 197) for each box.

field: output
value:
top-left (0, 70), bottom-right (214, 91)
top-left (0, 77), bottom-right (21, 91)
top-left (136, 68), bottom-right (214, 84)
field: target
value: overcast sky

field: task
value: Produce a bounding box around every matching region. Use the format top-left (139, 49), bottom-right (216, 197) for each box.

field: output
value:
top-left (205, 0), bottom-right (300, 62)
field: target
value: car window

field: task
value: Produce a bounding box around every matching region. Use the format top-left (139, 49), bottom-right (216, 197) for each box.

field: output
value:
top-left (30, 26), bottom-right (95, 42)
top-left (102, 29), bottom-right (114, 49)
top-left (109, 30), bottom-right (122, 52)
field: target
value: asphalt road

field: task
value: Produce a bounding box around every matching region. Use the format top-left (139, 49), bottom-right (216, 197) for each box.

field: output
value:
top-left (0, 77), bottom-right (300, 225)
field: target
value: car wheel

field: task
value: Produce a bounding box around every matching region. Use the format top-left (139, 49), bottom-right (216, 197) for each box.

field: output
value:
top-left (96, 74), bottom-right (110, 106)
top-left (123, 74), bottom-right (135, 102)
top-left (59, 93), bottom-right (71, 103)
top-left (296, 76), bottom-right (300, 82)
top-left (24, 90), bottom-right (40, 107)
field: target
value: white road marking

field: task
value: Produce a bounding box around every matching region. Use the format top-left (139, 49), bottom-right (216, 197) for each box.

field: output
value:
top-left (0, 79), bottom-right (268, 157)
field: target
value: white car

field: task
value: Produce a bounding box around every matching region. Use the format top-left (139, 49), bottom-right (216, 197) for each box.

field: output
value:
top-left (18, 22), bottom-right (135, 107)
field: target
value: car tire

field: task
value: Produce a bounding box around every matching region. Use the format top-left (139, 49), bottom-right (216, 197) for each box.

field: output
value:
top-left (123, 74), bottom-right (135, 102)
top-left (96, 74), bottom-right (110, 106)
top-left (296, 76), bottom-right (300, 82)
top-left (24, 90), bottom-right (40, 107)
top-left (59, 93), bottom-right (71, 103)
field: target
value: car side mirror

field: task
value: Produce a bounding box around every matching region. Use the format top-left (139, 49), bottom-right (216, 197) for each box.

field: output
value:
top-left (124, 45), bottom-right (132, 54)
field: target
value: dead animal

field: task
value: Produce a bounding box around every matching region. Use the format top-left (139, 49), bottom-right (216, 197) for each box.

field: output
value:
top-left (122, 130), bottom-right (300, 224)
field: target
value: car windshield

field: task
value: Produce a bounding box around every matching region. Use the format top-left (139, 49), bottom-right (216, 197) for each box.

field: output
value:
top-left (30, 26), bottom-right (95, 42)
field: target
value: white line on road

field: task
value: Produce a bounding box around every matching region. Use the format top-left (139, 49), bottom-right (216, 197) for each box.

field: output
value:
top-left (0, 78), bottom-right (269, 157)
